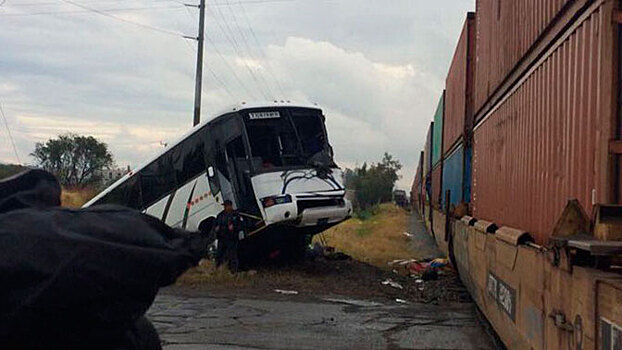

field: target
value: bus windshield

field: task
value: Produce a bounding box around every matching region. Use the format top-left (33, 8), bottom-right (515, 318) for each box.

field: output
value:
top-left (244, 108), bottom-right (333, 171)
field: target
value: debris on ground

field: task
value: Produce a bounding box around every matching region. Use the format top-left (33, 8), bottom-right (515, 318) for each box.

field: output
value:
top-left (395, 298), bottom-right (408, 304)
top-left (274, 289), bottom-right (299, 295)
top-left (307, 242), bottom-right (350, 261)
top-left (403, 231), bottom-right (413, 238)
top-left (381, 278), bottom-right (404, 289)
top-left (389, 257), bottom-right (452, 278)
top-left (422, 267), bottom-right (439, 281)
top-left (177, 205), bottom-right (471, 305)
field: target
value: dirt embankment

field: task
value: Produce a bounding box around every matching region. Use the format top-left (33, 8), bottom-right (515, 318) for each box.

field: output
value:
top-left (175, 204), bottom-right (470, 304)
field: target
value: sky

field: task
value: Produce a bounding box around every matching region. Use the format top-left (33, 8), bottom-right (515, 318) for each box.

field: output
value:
top-left (0, 0), bottom-right (474, 190)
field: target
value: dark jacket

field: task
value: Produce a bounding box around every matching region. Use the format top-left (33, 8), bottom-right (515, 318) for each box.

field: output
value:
top-left (214, 210), bottom-right (243, 241)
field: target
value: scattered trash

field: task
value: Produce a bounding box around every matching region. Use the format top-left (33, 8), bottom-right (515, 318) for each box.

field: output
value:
top-left (395, 298), bottom-right (408, 304)
top-left (403, 231), bottom-right (413, 238)
top-left (381, 278), bottom-right (404, 289)
top-left (407, 261), bottom-right (428, 274)
top-left (274, 289), bottom-right (299, 295)
top-left (247, 269), bottom-right (258, 276)
top-left (389, 257), bottom-right (453, 278)
top-left (430, 258), bottom-right (449, 268)
top-left (422, 267), bottom-right (439, 281)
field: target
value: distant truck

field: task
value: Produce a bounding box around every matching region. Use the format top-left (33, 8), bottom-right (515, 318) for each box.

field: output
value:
top-left (393, 190), bottom-right (408, 208)
top-left (84, 102), bottom-right (353, 261)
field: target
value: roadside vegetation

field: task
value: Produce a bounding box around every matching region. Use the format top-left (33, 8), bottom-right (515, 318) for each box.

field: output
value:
top-left (32, 133), bottom-right (114, 188)
top-left (60, 188), bottom-right (98, 208)
top-left (315, 203), bottom-right (411, 269)
top-left (344, 152), bottom-right (402, 210)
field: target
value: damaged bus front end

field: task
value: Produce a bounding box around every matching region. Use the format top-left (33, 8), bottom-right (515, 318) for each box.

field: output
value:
top-left (242, 106), bottom-right (352, 234)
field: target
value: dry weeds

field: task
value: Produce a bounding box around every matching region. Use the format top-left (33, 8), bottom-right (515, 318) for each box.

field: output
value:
top-left (315, 203), bottom-right (412, 269)
top-left (61, 188), bottom-right (97, 208)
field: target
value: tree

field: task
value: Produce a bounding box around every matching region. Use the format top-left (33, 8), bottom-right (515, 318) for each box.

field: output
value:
top-left (345, 152), bottom-right (402, 210)
top-left (31, 133), bottom-right (114, 187)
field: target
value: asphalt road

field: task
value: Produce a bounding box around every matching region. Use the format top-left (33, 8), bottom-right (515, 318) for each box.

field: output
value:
top-left (147, 213), bottom-right (496, 350)
top-left (149, 292), bottom-right (494, 350)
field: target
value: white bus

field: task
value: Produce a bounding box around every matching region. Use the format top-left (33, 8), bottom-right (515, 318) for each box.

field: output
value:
top-left (84, 102), bottom-right (352, 258)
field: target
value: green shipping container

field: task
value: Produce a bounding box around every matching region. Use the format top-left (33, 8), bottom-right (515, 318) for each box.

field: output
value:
top-left (432, 92), bottom-right (444, 166)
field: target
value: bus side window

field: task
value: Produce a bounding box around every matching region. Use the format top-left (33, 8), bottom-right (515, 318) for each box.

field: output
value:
top-left (125, 175), bottom-right (143, 209)
top-left (174, 133), bottom-right (205, 186)
top-left (141, 154), bottom-right (177, 207)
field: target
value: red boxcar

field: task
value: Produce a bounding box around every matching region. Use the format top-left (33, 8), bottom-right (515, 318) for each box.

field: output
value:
top-left (444, 12), bottom-right (476, 154)
top-left (471, 0), bottom-right (619, 244)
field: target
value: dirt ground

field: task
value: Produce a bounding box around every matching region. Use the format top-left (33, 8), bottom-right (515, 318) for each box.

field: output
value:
top-left (173, 205), bottom-right (469, 305)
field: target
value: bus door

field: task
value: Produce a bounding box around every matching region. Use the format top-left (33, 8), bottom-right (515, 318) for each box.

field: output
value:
top-left (225, 135), bottom-right (255, 212)
top-left (206, 113), bottom-right (255, 211)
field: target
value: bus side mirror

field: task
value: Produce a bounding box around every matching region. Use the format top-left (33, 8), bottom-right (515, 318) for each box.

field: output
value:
top-left (208, 166), bottom-right (215, 177)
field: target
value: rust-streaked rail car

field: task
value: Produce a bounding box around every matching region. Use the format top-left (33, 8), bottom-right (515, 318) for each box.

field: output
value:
top-left (414, 1), bottom-right (622, 349)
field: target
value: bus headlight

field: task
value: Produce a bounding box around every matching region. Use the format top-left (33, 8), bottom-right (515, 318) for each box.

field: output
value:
top-left (261, 195), bottom-right (292, 208)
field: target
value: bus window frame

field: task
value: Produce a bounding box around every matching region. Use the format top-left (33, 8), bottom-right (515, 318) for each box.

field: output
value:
top-left (242, 107), bottom-right (335, 175)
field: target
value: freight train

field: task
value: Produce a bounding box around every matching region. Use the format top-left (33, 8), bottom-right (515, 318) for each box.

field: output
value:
top-left (411, 1), bottom-right (622, 349)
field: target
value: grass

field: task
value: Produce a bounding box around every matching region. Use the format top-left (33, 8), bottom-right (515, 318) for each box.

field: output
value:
top-left (314, 203), bottom-right (412, 270)
top-left (177, 259), bottom-right (254, 288)
top-left (61, 188), bottom-right (97, 208)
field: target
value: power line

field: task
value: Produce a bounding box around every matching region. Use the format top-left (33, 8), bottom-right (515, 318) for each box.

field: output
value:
top-left (0, 101), bottom-right (22, 164)
top-left (203, 35), bottom-right (258, 99)
top-left (222, 0), bottom-right (275, 98)
top-left (182, 38), bottom-right (238, 103)
top-left (56, 0), bottom-right (187, 37)
top-left (180, 4), bottom-right (257, 99)
top-left (236, 0), bottom-right (287, 96)
top-left (210, 0), bottom-right (296, 5)
top-left (208, 3), bottom-right (270, 99)
top-left (0, 4), bottom-right (185, 16)
top-left (9, 0), bottom-right (174, 6)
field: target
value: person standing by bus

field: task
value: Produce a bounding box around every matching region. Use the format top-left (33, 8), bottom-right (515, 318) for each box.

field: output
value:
top-left (214, 200), bottom-right (242, 272)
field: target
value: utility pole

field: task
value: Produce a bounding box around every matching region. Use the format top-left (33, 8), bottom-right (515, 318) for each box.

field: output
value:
top-left (192, 0), bottom-right (206, 126)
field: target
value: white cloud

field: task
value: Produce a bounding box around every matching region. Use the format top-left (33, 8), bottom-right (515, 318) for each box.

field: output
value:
top-left (0, 0), bottom-right (474, 190)
top-left (264, 37), bottom-right (442, 189)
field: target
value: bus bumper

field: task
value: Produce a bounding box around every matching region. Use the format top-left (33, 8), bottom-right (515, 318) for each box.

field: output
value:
top-left (262, 197), bottom-right (352, 227)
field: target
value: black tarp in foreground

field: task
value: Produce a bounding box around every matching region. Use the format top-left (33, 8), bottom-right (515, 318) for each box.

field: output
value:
top-left (0, 170), bottom-right (210, 349)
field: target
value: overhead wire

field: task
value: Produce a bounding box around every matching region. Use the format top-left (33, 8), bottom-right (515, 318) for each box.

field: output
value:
top-left (0, 4), bottom-right (185, 16)
top-left (180, 4), bottom-right (257, 99)
top-left (6, 0), bottom-right (174, 7)
top-left (208, 3), bottom-right (270, 99)
top-left (221, 0), bottom-right (275, 98)
top-left (235, 0), bottom-right (286, 96)
top-left (0, 100), bottom-right (22, 164)
top-left (56, 0), bottom-right (187, 37)
top-left (182, 38), bottom-right (238, 103)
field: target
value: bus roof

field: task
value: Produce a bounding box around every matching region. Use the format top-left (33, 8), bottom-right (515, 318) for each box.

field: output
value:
top-left (83, 101), bottom-right (321, 207)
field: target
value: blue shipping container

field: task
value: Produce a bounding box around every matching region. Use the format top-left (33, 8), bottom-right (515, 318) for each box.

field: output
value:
top-left (441, 143), bottom-right (471, 210)
top-left (432, 92), bottom-right (444, 166)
